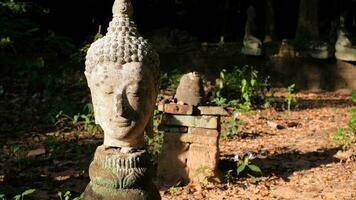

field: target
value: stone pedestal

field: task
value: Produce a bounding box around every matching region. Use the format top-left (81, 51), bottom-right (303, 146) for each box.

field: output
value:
top-left (157, 104), bottom-right (228, 185)
top-left (84, 146), bottom-right (160, 200)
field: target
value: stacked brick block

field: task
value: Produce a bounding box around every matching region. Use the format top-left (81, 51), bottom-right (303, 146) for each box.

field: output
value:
top-left (157, 103), bottom-right (228, 185)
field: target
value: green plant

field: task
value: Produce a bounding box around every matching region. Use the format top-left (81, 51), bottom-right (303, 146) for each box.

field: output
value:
top-left (0, 0), bottom-right (26, 13)
top-left (57, 191), bottom-right (83, 200)
top-left (191, 166), bottom-right (213, 187)
top-left (285, 84), bottom-right (297, 111)
top-left (212, 66), bottom-right (269, 111)
top-left (55, 103), bottom-right (100, 133)
top-left (160, 69), bottom-right (182, 90)
top-left (235, 153), bottom-right (262, 177)
top-left (146, 109), bottom-right (164, 158)
top-left (333, 90), bottom-right (356, 149)
top-left (211, 69), bottom-right (228, 106)
top-left (168, 186), bottom-right (180, 196)
top-left (0, 189), bottom-right (36, 200)
top-left (9, 144), bottom-right (28, 166)
top-left (221, 117), bottom-right (238, 140)
top-left (224, 169), bottom-right (234, 182)
top-left (73, 103), bottom-right (99, 132)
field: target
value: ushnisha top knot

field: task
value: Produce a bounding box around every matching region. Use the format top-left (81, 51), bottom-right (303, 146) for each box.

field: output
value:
top-left (112, 0), bottom-right (133, 17)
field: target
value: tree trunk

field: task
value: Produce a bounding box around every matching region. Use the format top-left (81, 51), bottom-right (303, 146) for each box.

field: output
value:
top-left (295, 0), bottom-right (319, 41)
top-left (264, 0), bottom-right (275, 43)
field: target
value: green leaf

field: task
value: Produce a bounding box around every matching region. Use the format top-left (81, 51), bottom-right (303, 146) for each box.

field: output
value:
top-left (236, 164), bottom-right (246, 175)
top-left (352, 90), bottom-right (356, 102)
top-left (21, 189), bottom-right (36, 196)
top-left (243, 154), bottom-right (250, 164)
top-left (13, 194), bottom-right (21, 200)
top-left (248, 164), bottom-right (262, 173)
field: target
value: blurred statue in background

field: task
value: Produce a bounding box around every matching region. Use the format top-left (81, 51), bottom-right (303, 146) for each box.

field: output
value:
top-left (335, 16), bottom-right (356, 61)
top-left (241, 5), bottom-right (262, 56)
top-left (83, 0), bottom-right (160, 199)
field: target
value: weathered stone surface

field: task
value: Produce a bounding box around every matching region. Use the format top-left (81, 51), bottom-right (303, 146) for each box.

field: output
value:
top-left (157, 138), bottom-right (190, 185)
top-left (85, 0), bottom-right (159, 148)
top-left (158, 125), bottom-right (188, 133)
top-left (175, 72), bottom-right (205, 106)
top-left (164, 104), bottom-right (193, 115)
top-left (242, 5), bottom-right (262, 56)
top-left (187, 143), bottom-right (219, 183)
top-left (335, 17), bottom-right (356, 61)
top-left (197, 106), bottom-right (229, 116)
top-left (307, 41), bottom-right (329, 59)
top-left (158, 128), bottom-right (220, 185)
top-left (85, 145), bottom-right (160, 200)
top-left (161, 115), bottom-right (218, 129)
top-left (164, 130), bottom-right (218, 146)
top-left (278, 39), bottom-right (295, 58)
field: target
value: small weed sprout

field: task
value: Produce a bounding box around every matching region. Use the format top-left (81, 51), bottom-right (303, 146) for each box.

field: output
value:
top-left (168, 186), bottom-right (180, 196)
top-left (192, 166), bottom-right (213, 187)
top-left (235, 153), bottom-right (262, 177)
top-left (57, 191), bottom-right (83, 200)
top-left (224, 169), bottom-right (234, 183)
top-left (221, 117), bottom-right (238, 140)
top-left (211, 69), bottom-right (228, 106)
top-left (333, 90), bottom-right (356, 150)
top-left (285, 84), bottom-right (297, 111)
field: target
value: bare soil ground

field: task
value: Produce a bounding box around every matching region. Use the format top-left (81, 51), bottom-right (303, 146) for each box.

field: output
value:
top-left (0, 91), bottom-right (355, 199)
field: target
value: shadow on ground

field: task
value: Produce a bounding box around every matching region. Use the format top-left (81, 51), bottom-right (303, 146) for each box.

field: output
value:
top-left (0, 135), bottom-right (101, 199)
top-left (219, 147), bottom-right (341, 180)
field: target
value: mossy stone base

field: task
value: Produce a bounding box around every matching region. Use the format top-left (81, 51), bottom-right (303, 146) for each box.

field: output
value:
top-left (83, 145), bottom-right (161, 200)
top-left (84, 182), bottom-right (160, 200)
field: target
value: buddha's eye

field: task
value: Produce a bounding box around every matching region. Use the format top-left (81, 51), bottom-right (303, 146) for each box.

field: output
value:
top-left (105, 90), bottom-right (114, 95)
top-left (101, 85), bottom-right (114, 95)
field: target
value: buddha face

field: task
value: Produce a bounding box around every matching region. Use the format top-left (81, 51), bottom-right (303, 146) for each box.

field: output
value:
top-left (85, 62), bottom-right (156, 148)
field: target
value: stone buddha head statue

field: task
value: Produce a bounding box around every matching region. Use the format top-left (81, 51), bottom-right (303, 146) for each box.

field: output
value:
top-left (85, 0), bottom-right (159, 149)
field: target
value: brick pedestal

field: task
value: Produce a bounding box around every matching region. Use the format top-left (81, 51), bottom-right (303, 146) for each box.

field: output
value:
top-left (157, 103), bottom-right (228, 185)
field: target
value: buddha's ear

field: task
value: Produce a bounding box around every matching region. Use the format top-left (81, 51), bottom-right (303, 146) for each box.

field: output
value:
top-left (84, 71), bottom-right (93, 88)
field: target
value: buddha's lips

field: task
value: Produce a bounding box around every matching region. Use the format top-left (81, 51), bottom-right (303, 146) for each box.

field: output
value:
top-left (111, 118), bottom-right (132, 127)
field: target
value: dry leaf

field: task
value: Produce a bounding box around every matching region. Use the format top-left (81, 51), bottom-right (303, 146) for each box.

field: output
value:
top-left (27, 147), bottom-right (46, 157)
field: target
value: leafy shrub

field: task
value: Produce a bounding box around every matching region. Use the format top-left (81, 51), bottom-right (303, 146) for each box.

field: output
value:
top-left (146, 109), bottom-right (164, 158)
top-left (211, 66), bottom-right (269, 111)
top-left (160, 69), bottom-right (182, 90)
top-left (221, 115), bottom-right (239, 140)
top-left (55, 103), bottom-right (101, 133)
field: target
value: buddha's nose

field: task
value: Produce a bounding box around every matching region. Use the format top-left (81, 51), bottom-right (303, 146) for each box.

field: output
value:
top-left (114, 92), bottom-right (124, 117)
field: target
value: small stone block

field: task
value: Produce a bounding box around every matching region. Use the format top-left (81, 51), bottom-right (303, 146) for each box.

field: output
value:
top-left (161, 115), bottom-right (218, 129)
top-left (197, 106), bottom-right (229, 116)
top-left (187, 143), bottom-right (219, 183)
top-left (188, 127), bottom-right (219, 137)
top-left (158, 125), bottom-right (188, 133)
top-left (164, 130), bottom-right (218, 146)
top-left (164, 103), bottom-right (193, 115)
top-left (157, 103), bottom-right (165, 112)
